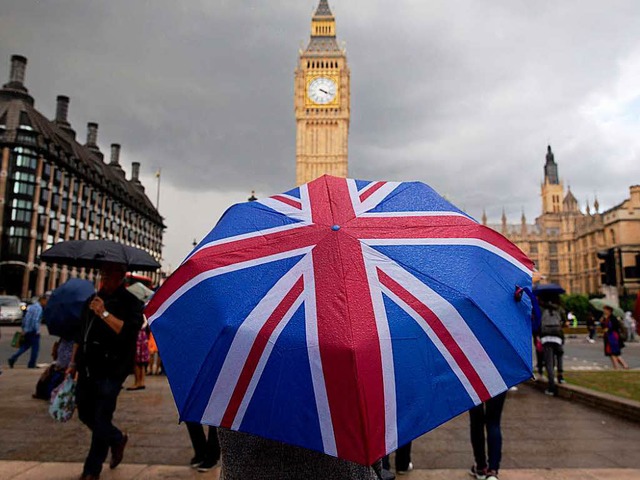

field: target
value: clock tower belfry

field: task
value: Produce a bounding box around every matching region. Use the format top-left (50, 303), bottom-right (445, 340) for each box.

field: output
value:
top-left (295, 0), bottom-right (350, 185)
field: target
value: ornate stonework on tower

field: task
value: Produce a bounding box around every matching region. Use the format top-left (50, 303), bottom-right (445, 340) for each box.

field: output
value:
top-left (295, 0), bottom-right (350, 185)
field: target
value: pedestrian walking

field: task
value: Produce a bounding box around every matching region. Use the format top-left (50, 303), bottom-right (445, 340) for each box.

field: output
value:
top-left (538, 294), bottom-right (567, 395)
top-left (468, 391), bottom-right (508, 480)
top-left (567, 311), bottom-right (577, 328)
top-left (186, 422), bottom-right (220, 472)
top-left (601, 306), bottom-right (629, 370)
top-left (8, 293), bottom-right (49, 369)
top-left (624, 311), bottom-right (636, 342)
top-left (586, 313), bottom-right (597, 343)
top-left (127, 324), bottom-right (149, 390)
top-left (67, 262), bottom-right (144, 480)
top-left (393, 442), bottom-right (413, 475)
top-left (147, 331), bottom-right (160, 375)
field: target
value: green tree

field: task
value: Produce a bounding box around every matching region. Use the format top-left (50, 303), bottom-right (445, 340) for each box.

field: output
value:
top-left (560, 293), bottom-right (591, 323)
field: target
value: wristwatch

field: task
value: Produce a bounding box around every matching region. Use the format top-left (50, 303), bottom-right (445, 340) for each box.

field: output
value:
top-left (102, 310), bottom-right (110, 319)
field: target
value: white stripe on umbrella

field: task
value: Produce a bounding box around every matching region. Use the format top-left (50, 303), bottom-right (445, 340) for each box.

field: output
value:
top-left (365, 246), bottom-right (507, 402)
top-left (202, 256), bottom-right (309, 425)
top-left (304, 252), bottom-right (338, 457)
top-left (148, 246), bottom-right (312, 325)
top-left (362, 247), bottom-right (398, 454)
top-left (347, 179), bottom-right (401, 216)
top-left (183, 222), bottom-right (310, 265)
top-left (258, 185), bottom-right (312, 223)
top-left (363, 237), bottom-right (533, 276)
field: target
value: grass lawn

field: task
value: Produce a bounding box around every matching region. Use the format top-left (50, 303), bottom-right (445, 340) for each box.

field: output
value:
top-left (564, 371), bottom-right (640, 402)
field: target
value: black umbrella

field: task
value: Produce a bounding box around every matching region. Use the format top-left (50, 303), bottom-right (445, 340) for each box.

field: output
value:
top-left (40, 240), bottom-right (161, 271)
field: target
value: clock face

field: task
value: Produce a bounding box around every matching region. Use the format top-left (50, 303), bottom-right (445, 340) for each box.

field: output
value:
top-left (308, 77), bottom-right (337, 105)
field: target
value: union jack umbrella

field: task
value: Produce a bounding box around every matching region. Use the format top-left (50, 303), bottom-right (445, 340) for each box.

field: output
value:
top-left (146, 175), bottom-right (534, 466)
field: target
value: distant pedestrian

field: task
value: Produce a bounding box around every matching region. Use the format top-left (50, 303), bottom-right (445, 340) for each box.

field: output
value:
top-left (624, 311), bottom-right (636, 342)
top-left (67, 262), bottom-right (144, 480)
top-left (147, 331), bottom-right (160, 375)
top-left (567, 311), bottom-right (577, 328)
top-left (538, 294), bottom-right (567, 395)
top-left (601, 306), bottom-right (629, 370)
top-left (8, 293), bottom-right (49, 369)
top-left (127, 324), bottom-right (149, 390)
top-left (468, 392), bottom-right (507, 480)
top-left (186, 422), bottom-right (220, 472)
top-left (585, 313), bottom-right (597, 343)
top-left (533, 333), bottom-right (544, 377)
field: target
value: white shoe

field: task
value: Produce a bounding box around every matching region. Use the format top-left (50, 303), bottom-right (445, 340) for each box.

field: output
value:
top-left (397, 462), bottom-right (413, 475)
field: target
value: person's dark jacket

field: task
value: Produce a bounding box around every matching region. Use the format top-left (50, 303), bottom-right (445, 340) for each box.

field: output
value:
top-left (218, 429), bottom-right (376, 480)
top-left (75, 283), bottom-right (144, 382)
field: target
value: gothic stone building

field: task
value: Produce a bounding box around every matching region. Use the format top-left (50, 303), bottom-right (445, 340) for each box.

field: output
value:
top-left (487, 146), bottom-right (640, 296)
top-left (0, 55), bottom-right (164, 298)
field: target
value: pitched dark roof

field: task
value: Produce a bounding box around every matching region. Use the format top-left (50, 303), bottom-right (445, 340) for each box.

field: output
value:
top-left (563, 189), bottom-right (578, 206)
top-left (305, 36), bottom-right (341, 53)
top-left (0, 90), bottom-right (164, 227)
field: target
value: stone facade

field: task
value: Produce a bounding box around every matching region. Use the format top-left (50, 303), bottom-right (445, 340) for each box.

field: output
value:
top-left (295, 0), bottom-right (350, 185)
top-left (0, 55), bottom-right (164, 297)
top-left (487, 146), bottom-right (640, 296)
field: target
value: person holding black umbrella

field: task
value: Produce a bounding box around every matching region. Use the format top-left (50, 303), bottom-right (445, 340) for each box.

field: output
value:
top-left (67, 262), bottom-right (144, 480)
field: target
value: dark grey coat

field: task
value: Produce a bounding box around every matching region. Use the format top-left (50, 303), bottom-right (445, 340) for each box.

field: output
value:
top-left (218, 429), bottom-right (377, 480)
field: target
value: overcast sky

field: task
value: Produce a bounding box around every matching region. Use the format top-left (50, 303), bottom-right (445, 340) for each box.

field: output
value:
top-left (2, 1), bottom-right (640, 269)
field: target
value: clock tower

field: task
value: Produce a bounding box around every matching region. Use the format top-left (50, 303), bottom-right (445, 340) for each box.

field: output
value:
top-left (295, 0), bottom-right (350, 185)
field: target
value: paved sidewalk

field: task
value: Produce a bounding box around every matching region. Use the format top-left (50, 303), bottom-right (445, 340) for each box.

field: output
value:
top-left (4, 367), bottom-right (640, 477)
top-left (2, 462), bottom-right (640, 480)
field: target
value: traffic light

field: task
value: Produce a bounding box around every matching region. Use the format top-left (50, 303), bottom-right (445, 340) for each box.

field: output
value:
top-left (597, 248), bottom-right (617, 286)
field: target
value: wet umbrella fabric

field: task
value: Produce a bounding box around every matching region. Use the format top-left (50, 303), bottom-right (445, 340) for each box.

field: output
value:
top-left (40, 240), bottom-right (160, 272)
top-left (45, 278), bottom-right (95, 340)
top-left (589, 298), bottom-right (624, 318)
top-left (127, 282), bottom-right (154, 303)
top-left (145, 175), bottom-right (534, 466)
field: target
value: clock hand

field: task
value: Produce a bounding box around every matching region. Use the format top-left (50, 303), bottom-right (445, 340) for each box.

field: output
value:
top-left (319, 89), bottom-right (329, 94)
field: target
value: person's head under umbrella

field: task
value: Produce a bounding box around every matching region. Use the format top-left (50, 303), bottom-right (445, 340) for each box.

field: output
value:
top-left (38, 291), bottom-right (51, 307)
top-left (99, 262), bottom-right (128, 294)
top-left (536, 292), bottom-right (561, 309)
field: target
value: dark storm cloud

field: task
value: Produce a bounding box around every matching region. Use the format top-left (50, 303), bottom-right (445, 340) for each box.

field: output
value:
top-left (2, 1), bottom-right (640, 264)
